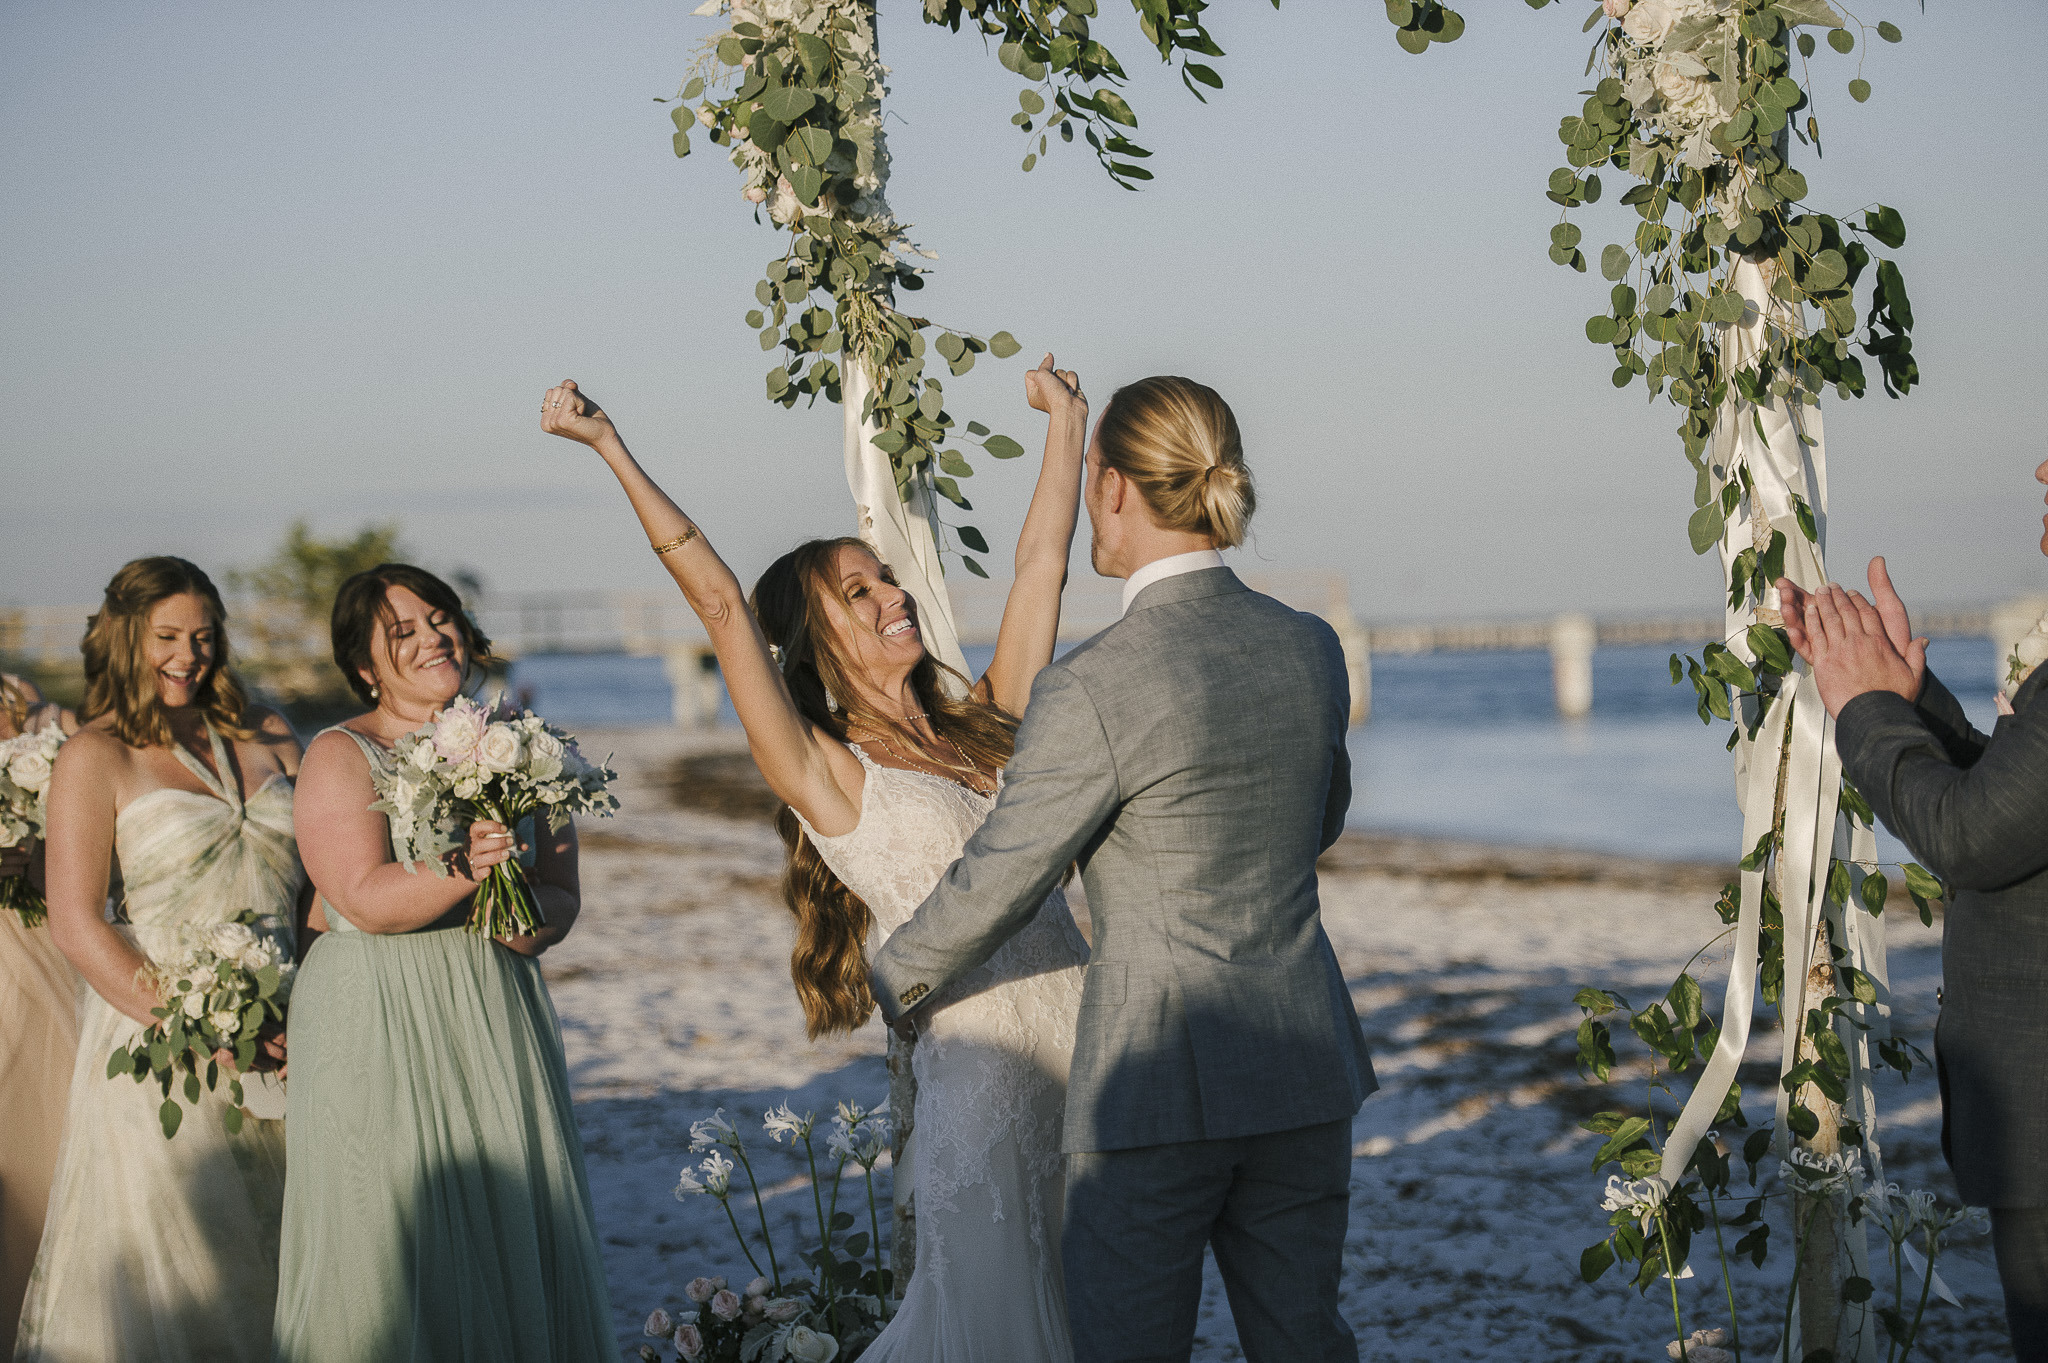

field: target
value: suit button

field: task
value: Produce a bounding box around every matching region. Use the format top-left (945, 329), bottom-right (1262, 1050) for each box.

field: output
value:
top-left (899, 983), bottom-right (929, 1007)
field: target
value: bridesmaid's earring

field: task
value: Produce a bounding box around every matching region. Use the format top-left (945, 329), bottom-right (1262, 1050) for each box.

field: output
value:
top-left (370, 684), bottom-right (380, 700)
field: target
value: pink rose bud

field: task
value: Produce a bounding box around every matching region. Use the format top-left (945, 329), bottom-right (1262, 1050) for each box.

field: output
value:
top-left (709, 1289), bottom-right (743, 1321)
top-left (1603, 0), bottom-right (1631, 15)
top-left (644, 1309), bottom-right (674, 1336)
top-left (744, 1277), bottom-right (772, 1298)
top-left (743, 186), bottom-right (767, 203)
top-left (684, 1277), bottom-right (719, 1304)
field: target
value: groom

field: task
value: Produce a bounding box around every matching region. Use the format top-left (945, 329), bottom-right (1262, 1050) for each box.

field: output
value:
top-left (871, 376), bottom-right (1374, 1362)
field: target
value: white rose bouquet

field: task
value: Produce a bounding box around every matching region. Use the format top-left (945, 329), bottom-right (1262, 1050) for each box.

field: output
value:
top-left (0, 725), bottom-right (66, 926)
top-left (367, 694), bottom-right (618, 939)
top-left (106, 909), bottom-right (295, 1138)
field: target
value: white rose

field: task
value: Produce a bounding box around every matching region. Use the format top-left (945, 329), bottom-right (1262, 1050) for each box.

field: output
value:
top-left (475, 723), bottom-right (525, 774)
top-left (2018, 631), bottom-right (2048, 671)
top-left (237, 940), bottom-right (278, 971)
top-left (431, 706), bottom-right (487, 761)
top-left (407, 739), bottom-right (439, 772)
top-left (782, 1326), bottom-right (840, 1363)
top-left (453, 774), bottom-right (483, 800)
top-left (208, 922), bottom-right (258, 958)
top-left (526, 730), bottom-right (564, 781)
top-left (1621, 0), bottom-right (1677, 45)
top-left (187, 964), bottom-right (218, 994)
top-left (6, 748), bottom-right (53, 793)
top-left (209, 1008), bottom-right (240, 1035)
top-left (1651, 59), bottom-right (1718, 124)
top-left (182, 991), bottom-right (206, 1018)
top-left (764, 1297), bottom-right (803, 1322)
top-left (743, 1277), bottom-right (772, 1298)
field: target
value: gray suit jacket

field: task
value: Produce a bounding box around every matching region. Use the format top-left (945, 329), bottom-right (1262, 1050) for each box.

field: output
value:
top-left (870, 567), bottom-right (1377, 1153)
top-left (1836, 667), bottom-right (2048, 1207)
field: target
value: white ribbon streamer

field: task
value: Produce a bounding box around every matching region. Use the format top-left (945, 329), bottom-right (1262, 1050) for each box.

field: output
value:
top-left (842, 359), bottom-right (969, 682)
top-left (1654, 256), bottom-right (1889, 1361)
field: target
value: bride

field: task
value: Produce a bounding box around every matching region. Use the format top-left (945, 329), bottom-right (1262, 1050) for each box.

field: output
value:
top-left (16, 557), bottom-right (300, 1362)
top-left (546, 360), bottom-right (1090, 1361)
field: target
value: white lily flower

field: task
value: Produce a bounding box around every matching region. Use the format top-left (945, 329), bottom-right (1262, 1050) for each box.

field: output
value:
top-left (689, 1108), bottom-right (740, 1153)
top-left (763, 1101), bottom-right (814, 1144)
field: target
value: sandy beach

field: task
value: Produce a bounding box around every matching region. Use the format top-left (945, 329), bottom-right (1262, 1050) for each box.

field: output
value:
top-left (550, 726), bottom-right (2012, 1362)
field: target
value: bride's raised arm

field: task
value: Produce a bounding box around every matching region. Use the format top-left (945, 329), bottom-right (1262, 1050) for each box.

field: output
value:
top-left (977, 355), bottom-right (1088, 718)
top-left (542, 380), bottom-right (859, 833)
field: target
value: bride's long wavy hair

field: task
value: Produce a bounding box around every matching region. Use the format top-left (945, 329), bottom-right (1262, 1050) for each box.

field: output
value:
top-left (750, 537), bottom-right (1018, 1037)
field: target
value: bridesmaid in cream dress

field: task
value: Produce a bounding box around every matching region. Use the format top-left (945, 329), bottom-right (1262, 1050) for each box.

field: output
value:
top-left (14, 559), bottom-right (304, 1363)
top-left (0, 676), bottom-right (78, 1348)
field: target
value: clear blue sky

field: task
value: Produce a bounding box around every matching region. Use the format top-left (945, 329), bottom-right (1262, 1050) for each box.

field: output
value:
top-left (3, 1), bottom-right (2042, 621)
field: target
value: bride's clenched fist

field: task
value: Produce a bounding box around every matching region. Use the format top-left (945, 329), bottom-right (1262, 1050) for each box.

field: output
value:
top-left (540, 380), bottom-right (620, 449)
top-left (1024, 353), bottom-right (1085, 422)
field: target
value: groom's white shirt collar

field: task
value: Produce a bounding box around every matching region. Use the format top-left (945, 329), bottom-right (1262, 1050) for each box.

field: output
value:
top-left (1120, 548), bottom-right (1224, 616)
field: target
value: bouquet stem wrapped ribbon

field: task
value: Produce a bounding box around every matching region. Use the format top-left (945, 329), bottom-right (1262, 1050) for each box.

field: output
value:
top-left (368, 696), bottom-right (618, 938)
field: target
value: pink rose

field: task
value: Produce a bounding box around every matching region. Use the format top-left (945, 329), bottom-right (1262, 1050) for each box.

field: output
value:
top-left (683, 1276), bottom-right (722, 1304)
top-left (709, 1289), bottom-right (742, 1321)
top-left (1603, 0), bottom-right (1631, 17)
top-left (431, 702), bottom-right (488, 760)
top-left (744, 1277), bottom-right (772, 1298)
top-left (673, 1323), bottom-right (704, 1360)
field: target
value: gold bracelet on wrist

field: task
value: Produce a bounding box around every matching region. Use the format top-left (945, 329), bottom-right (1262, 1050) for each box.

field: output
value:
top-left (651, 527), bottom-right (701, 555)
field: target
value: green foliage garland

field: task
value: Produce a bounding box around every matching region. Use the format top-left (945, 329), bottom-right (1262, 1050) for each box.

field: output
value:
top-left (671, 0), bottom-right (1025, 576)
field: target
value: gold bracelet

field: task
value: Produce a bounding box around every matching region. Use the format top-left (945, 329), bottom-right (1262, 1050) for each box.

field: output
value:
top-left (651, 527), bottom-right (701, 555)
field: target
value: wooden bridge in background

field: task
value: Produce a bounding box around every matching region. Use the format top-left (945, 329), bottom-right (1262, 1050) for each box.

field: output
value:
top-left (0, 584), bottom-right (2026, 729)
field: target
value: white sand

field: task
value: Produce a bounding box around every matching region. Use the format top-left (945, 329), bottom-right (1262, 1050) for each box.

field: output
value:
top-left (549, 727), bottom-right (2012, 1362)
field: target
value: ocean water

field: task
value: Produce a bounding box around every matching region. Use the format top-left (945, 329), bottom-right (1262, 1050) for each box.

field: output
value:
top-left (506, 638), bottom-right (1999, 863)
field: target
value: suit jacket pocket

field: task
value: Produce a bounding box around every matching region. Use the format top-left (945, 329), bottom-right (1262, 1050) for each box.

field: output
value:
top-left (1080, 962), bottom-right (1127, 1008)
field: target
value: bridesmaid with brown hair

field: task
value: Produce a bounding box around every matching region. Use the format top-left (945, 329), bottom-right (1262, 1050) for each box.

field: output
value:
top-left (0, 674), bottom-right (77, 1347)
top-left (16, 557), bottom-right (303, 1363)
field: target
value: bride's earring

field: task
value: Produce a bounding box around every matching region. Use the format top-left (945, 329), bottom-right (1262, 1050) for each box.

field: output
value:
top-left (824, 688), bottom-right (839, 713)
top-left (369, 683), bottom-right (380, 700)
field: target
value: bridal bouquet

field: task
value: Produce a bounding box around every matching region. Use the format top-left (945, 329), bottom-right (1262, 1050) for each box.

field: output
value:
top-left (368, 695), bottom-right (618, 938)
top-left (0, 725), bottom-right (65, 926)
top-left (106, 910), bottom-right (295, 1138)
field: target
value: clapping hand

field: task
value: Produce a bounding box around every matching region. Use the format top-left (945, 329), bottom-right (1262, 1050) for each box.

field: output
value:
top-left (540, 379), bottom-right (620, 449)
top-left (1024, 354), bottom-right (1085, 423)
top-left (1775, 556), bottom-right (1928, 718)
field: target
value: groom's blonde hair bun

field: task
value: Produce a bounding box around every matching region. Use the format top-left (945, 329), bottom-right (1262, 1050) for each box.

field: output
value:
top-left (1096, 375), bottom-right (1254, 549)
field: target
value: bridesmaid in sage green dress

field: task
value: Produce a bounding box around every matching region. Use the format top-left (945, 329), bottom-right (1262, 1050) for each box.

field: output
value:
top-left (273, 564), bottom-right (613, 1363)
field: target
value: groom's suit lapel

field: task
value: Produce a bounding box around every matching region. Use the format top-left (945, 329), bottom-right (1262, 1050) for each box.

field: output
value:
top-left (1122, 566), bottom-right (1249, 620)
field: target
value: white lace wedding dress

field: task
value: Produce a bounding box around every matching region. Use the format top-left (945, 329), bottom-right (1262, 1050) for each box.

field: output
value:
top-left (799, 744), bottom-right (1088, 1363)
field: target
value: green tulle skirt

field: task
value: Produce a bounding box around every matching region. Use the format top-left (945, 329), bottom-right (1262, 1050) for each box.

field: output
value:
top-left (271, 922), bottom-right (614, 1362)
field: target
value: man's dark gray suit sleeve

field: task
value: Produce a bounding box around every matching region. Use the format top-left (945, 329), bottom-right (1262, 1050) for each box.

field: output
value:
top-left (869, 665), bottom-right (1122, 1023)
top-left (1836, 673), bottom-right (2048, 893)
top-left (1320, 736), bottom-right (1351, 854)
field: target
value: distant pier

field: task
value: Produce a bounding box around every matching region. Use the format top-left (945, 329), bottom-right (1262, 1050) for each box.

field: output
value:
top-left (0, 588), bottom-right (2029, 729)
